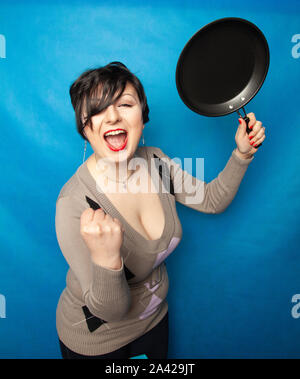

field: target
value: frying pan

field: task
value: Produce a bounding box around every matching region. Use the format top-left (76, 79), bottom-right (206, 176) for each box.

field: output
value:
top-left (175, 17), bottom-right (270, 148)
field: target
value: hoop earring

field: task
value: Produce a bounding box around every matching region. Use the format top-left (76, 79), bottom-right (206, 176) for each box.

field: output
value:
top-left (142, 132), bottom-right (145, 146)
top-left (82, 139), bottom-right (87, 163)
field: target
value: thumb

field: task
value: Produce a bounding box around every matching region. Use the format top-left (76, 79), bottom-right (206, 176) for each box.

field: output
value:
top-left (238, 118), bottom-right (247, 135)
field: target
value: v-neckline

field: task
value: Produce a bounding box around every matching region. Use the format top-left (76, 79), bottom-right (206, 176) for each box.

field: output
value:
top-left (79, 146), bottom-right (172, 247)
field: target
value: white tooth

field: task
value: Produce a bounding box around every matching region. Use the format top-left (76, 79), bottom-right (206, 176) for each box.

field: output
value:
top-left (105, 130), bottom-right (126, 136)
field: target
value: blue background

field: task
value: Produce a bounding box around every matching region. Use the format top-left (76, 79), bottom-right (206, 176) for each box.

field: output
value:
top-left (0, 0), bottom-right (299, 358)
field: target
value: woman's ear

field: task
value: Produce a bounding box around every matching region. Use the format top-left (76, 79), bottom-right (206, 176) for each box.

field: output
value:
top-left (82, 127), bottom-right (89, 141)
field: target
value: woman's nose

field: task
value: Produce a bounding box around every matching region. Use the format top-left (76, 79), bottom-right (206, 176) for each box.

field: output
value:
top-left (104, 104), bottom-right (121, 124)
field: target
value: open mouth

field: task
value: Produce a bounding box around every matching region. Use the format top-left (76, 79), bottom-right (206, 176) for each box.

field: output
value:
top-left (103, 129), bottom-right (128, 151)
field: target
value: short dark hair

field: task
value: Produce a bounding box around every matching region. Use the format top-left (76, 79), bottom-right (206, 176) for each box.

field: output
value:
top-left (69, 61), bottom-right (150, 141)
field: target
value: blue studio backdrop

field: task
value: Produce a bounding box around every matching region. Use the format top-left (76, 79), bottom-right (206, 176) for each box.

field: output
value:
top-left (0, 0), bottom-right (300, 358)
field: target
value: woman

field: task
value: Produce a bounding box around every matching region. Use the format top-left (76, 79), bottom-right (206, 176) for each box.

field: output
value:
top-left (55, 61), bottom-right (266, 359)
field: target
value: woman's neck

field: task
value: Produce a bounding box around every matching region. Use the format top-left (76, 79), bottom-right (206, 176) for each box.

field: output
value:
top-left (87, 152), bottom-right (135, 183)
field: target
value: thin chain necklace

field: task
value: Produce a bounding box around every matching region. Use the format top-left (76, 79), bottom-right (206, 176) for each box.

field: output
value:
top-left (94, 153), bottom-right (133, 190)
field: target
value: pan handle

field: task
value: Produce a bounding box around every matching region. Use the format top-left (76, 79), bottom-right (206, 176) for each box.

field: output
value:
top-left (237, 107), bottom-right (262, 148)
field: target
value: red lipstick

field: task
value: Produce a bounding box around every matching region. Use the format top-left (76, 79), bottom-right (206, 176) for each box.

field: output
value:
top-left (103, 129), bottom-right (128, 152)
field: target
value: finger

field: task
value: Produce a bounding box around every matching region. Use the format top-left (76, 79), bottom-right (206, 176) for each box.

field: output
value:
top-left (112, 223), bottom-right (123, 233)
top-left (113, 218), bottom-right (125, 232)
top-left (113, 217), bottom-right (122, 226)
top-left (80, 208), bottom-right (95, 225)
top-left (246, 112), bottom-right (256, 129)
top-left (104, 213), bottom-right (114, 223)
top-left (252, 120), bottom-right (263, 133)
top-left (248, 121), bottom-right (263, 137)
top-left (102, 224), bottom-right (112, 233)
top-left (93, 208), bottom-right (106, 223)
top-left (250, 126), bottom-right (265, 144)
top-left (237, 118), bottom-right (248, 136)
top-left (82, 222), bottom-right (101, 234)
top-left (94, 212), bottom-right (114, 231)
top-left (251, 134), bottom-right (266, 148)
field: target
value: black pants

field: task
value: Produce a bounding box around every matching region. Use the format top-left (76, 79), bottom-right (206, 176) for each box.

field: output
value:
top-left (59, 312), bottom-right (168, 359)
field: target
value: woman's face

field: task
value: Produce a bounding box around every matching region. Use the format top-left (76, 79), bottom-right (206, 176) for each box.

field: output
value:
top-left (84, 82), bottom-right (144, 164)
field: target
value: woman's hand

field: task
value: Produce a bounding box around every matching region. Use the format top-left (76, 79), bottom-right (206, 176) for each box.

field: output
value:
top-left (235, 112), bottom-right (266, 159)
top-left (80, 208), bottom-right (125, 269)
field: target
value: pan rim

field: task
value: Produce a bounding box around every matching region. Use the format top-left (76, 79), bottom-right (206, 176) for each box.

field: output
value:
top-left (175, 17), bottom-right (270, 117)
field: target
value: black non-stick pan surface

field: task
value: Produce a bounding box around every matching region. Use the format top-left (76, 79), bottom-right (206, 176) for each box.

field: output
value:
top-left (176, 17), bottom-right (269, 147)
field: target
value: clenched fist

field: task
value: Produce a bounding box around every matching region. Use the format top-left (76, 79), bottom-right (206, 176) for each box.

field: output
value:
top-left (80, 208), bottom-right (125, 269)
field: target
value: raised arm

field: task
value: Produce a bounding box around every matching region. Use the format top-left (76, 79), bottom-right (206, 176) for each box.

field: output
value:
top-left (151, 112), bottom-right (266, 214)
top-left (152, 146), bottom-right (254, 214)
top-left (55, 195), bottom-right (131, 321)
